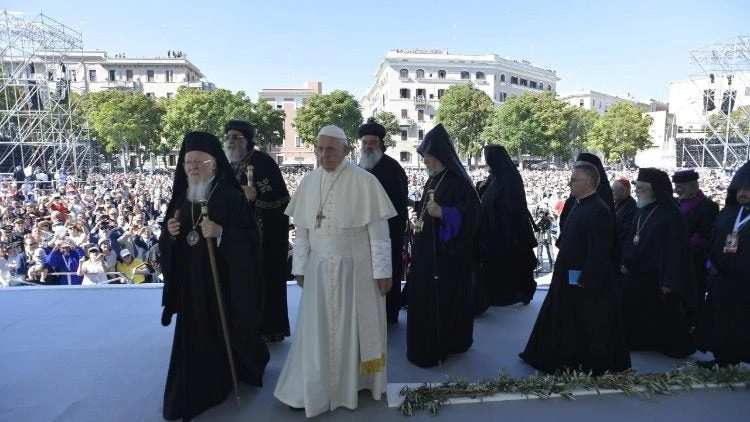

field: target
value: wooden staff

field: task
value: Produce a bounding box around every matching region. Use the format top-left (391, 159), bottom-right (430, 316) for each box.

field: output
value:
top-left (246, 165), bottom-right (254, 186)
top-left (200, 201), bottom-right (241, 405)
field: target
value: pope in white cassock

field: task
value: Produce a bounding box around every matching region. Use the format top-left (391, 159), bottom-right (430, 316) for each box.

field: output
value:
top-left (273, 125), bottom-right (396, 417)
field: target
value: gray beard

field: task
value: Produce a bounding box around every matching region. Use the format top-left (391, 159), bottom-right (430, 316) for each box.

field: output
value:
top-left (636, 195), bottom-right (655, 208)
top-left (358, 148), bottom-right (383, 171)
top-left (225, 147), bottom-right (245, 164)
top-left (187, 177), bottom-right (214, 203)
top-left (426, 164), bottom-right (445, 177)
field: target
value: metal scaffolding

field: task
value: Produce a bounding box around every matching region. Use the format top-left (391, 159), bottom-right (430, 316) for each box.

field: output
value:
top-left (678, 36), bottom-right (750, 169)
top-left (0, 10), bottom-right (95, 176)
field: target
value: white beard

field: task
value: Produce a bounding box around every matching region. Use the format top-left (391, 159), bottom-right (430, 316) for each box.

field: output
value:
top-left (358, 147), bottom-right (383, 171)
top-left (224, 146), bottom-right (245, 164)
top-left (636, 194), bottom-right (655, 208)
top-left (187, 176), bottom-right (214, 203)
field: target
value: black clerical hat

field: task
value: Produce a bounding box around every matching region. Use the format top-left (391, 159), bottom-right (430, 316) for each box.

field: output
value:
top-left (671, 169), bottom-right (699, 183)
top-left (358, 118), bottom-right (387, 152)
top-left (224, 119), bottom-right (255, 149)
top-left (636, 167), bottom-right (673, 202)
top-left (418, 124), bottom-right (471, 183)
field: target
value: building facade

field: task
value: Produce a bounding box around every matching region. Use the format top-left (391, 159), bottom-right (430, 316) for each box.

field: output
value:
top-left (258, 81), bottom-right (321, 166)
top-left (361, 49), bottom-right (559, 167)
top-left (558, 89), bottom-right (664, 115)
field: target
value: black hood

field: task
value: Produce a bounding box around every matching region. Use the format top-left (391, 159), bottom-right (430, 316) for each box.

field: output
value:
top-left (417, 124), bottom-right (471, 183)
top-left (636, 167), bottom-right (673, 203)
top-left (727, 161), bottom-right (750, 206)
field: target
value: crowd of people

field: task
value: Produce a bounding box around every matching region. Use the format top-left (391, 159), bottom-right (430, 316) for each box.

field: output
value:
top-left (1, 120), bottom-right (747, 420)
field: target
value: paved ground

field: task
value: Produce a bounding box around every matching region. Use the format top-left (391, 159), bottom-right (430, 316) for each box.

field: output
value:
top-left (0, 284), bottom-right (747, 421)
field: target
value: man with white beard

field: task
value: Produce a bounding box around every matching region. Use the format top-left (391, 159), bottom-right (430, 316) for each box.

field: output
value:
top-left (357, 118), bottom-right (408, 323)
top-left (160, 131), bottom-right (269, 420)
top-left (619, 168), bottom-right (695, 358)
top-left (224, 120), bottom-right (291, 343)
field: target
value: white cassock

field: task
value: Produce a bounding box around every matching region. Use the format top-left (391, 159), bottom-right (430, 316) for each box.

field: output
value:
top-left (274, 160), bottom-right (396, 418)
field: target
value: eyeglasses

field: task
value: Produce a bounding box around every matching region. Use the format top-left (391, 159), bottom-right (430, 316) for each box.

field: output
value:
top-left (183, 159), bottom-right (214, 168)
top-left (225, 134), bottom-right (245, 142)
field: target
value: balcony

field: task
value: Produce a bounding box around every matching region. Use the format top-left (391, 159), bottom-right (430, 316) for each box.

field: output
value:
top-left (399, 118), bottom-right (414, 127)
top-left (105, 80), bottom-right (136, 90)
top-left (414, 96), bottom-right (429, 109)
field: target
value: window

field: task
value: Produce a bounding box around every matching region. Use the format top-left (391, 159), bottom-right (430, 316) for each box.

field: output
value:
top-left (146, 92), bottom-right (155, 98)
top-left (546, 84), bottom-right (552, 91)
top-left (166, 92), bottom-right (173, 99)
top-left (520, 78), bottom-right (527, 86)
top-left (277, 156), bottom-right (284, 165)
top-left (165, 69), bottom-right (174, 82)
top-left (400, 151), bottom-right (411, 162)
top-left (401, 130), bottom-right (408, 141)
top-left (399, 69), bottom-right (409, 79)
top-left (437, 89), bottom-right (445, 99)
top-left (416, 69), bottom-right (425, 79)
top-left (89, 70), bottom-right (97, 82)
top-left (500, 74), bottom-right (505, 83)
top-left (108, 69), bottom-right (116, 81)
top-left (429, 93), bottom-right (434, 99)
top-left (416, 88), bottom-right (426, 98)
top-left (438, 70), bottom-right (446, 79)
top-left (476, 71), bottom-right (485, 80)
top-left (498, 92), bottom-right (507, 102)
top-left (276, 104), bottom-right (283, 110)
top-left (579, 99), bottom-right (584, 107)
top-left (461, 71), bottom-right (470, 80)
top-left (429, 114), bottom-right (434, 120)
top-left (399, 88), bottom-right (410, 99)
top-left (510, 76), bottom-right (518, 85)
top-left (529, 81), bottom-right (537, 89)
top-left (69, 70), bottom-right (77, 81)
top-left (295, 137), bottom-right (303, 148)
top-left (417, 110), bottom-right (424, 121)
top-left (147, 70), bottom-right (154, 82)
top-left (745, 87), bottom-right (750, 97)
top-left (418, 129), bottom-right (424, 140)
top-left (126, 70), bottom-right (133, 81)
top-left (401, 109), bottom-right (408, 118)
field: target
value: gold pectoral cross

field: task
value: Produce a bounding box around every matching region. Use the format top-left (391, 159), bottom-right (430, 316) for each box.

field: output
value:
top-left (315, 213), bottom-right (325, 229)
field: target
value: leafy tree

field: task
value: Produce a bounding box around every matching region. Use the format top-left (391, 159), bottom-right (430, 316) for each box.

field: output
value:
top-left (248, 98), bottom-right (285, 150)
top-left (161, 86), bottom-right (253, 150)
top-left (86, 90), bottom-right (163, 168)
top-left (436, 83), bottom-right (494, 165)
top-left (371, 111), bottom-right (400, 149)
top-left (482, 92), bottom-right (568, 161)
top-left (706, 105), bottom-right (750, 140)
top-left (563, 107), bottom-right (599, 161)
top-left (293, 90), bottom-right (363, 146)
top-left (586, 102), bottom-right (653, 163)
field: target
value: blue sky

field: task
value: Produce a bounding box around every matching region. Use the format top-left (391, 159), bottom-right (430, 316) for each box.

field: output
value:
top-left (7, 0), bottom-right (749, 102)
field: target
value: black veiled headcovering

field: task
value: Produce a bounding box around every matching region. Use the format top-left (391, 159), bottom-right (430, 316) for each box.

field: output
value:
top-left (417, 124), bottom-right (471, 183)
top-left (576, 152), bottom-right (613, 207)
top-left (358, 118), bottom-right (387, 152)
top-left (224, 119), bottom-right (256, 150)
top-left (484, 144), bottom-right (528, 206)
top-left (162, 131), bottom-right (243, 230)
top-left (636, 167), bottom-right (673, 203)
top-left (727, 161), bottom-right (750, 206)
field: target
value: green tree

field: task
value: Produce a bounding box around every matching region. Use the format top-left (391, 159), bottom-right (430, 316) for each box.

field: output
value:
top-left (248, 99), bottom-right (285, 150)
top-left (563, 107), bottom-right (600, 160)
top-left (161, 86), bottom-right (253, 150)
top-left (293, 90), bottom-right (363, 146)
top-left (706, 105), bottom-right (750, 140)
top-left (86, 90), bottom-right (163, 168)
top-left (371, 111), bottom-right (400, 149)
top-left (436, 83), bottom-right (494, 165)
top-left (586, 102), bottom-right (653, 163)
top-left (482, 92), bottom-right (569, 161)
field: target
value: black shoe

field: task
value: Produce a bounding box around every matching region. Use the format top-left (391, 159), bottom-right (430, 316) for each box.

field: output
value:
top-left (288, 405), bottom-right (305, 411)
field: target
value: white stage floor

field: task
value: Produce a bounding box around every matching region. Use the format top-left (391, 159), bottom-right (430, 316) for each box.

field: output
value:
top-left (0, 285), bottom-right (747, 421)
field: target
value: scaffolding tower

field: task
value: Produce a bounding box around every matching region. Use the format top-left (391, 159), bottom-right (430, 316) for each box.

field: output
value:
top-left (678, 36), bottom-right (750, 169)
top-left (0, 10), bottom-right (95, 176)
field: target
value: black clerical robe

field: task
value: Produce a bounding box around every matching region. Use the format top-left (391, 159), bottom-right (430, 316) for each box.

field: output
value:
top-left (234, 150), bottom-right (291, 339)
top-left (695, 205), bottom-right (750, 365)
top-left (160, 184), bottom-right (269, 421)
top-left (368, 154), bottom-right (408, 323)
top-left (680, 193), bottom-right (719, 318)
top-left (620, 201), bottom-right (696, 357)
top-left (520, 194), bottom-right (630, 374)
top-left (406, 169), bottom-right (480, 367)
top-left (478, 175), bottom-right (537, 306)
top-left (614, 196), bottom-right (637, 266)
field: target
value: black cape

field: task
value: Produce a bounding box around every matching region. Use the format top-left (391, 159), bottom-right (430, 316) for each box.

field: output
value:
top-left (406, 168), bottom-right (480, 367)
top-left (234, 149), bottom-right (291, 338)
top-left (478, 145), bottom-right (537, 306)
top-left (680, 192), bottom-right (719, 321)
top-left (160, 183), bottom-right (269, 421)
top-left (520, 193), bottom-right (631, 374)
top-left (620, 200), bottom-right (696, 357)
top-left (367, 154), bottom-right (409, 323)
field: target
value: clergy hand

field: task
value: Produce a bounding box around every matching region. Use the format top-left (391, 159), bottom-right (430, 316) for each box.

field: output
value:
top-left (660, 286), bottom-right (671, 294)
top-left (295, 275), bottom-right (304, 287)
top-left (620, 265), bottom-right (629, 275)
top-left (242, 185), bottom-right (257, 202)
top-left (200, 218), bottom-right (222, 238)
top-left (167, 210), bottom-right (181, 236)
top-left (376, 277), bottom-right (392, 296)
top-left (426, 200), bottom-right (442, 218)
